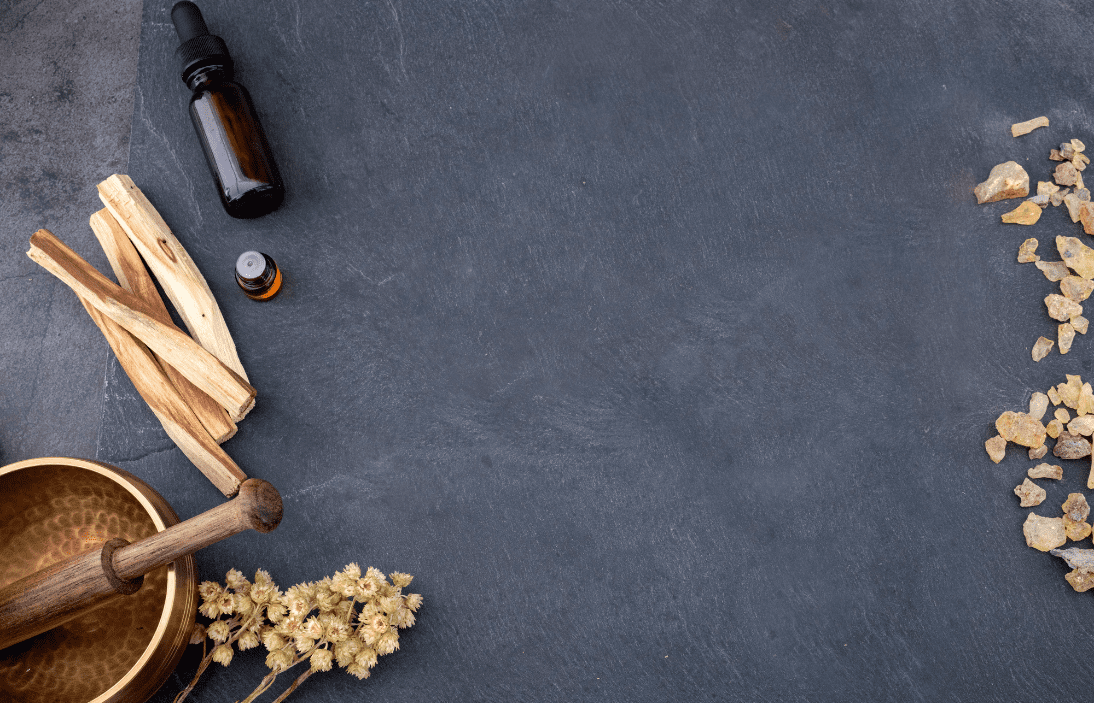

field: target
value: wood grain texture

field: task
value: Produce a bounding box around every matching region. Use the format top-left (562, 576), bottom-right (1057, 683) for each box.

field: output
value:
top-left (27, 229), bottom-right (256, 421)
top-left (112, 479), bottom-right (282, 581)
top-left (90, 208), bottom-right (237, 443)
top-left (97, 174), bottom-right (249, 383)
top-left (78, 298), bottom-right (245, 496)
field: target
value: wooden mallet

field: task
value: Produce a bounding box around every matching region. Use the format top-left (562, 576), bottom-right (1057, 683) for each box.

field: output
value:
top-left (0, 478), bottom-right (282, 651)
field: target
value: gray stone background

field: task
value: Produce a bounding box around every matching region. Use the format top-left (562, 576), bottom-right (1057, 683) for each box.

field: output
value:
top-left (10, 1), bottom-right (1094, 702)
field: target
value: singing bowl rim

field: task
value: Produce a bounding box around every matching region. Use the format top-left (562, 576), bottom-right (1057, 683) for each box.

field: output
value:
top-left (0, 457), bottom-right (198, 703)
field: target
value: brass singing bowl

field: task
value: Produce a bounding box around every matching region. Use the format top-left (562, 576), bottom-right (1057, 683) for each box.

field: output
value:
top-left (0, 457), bottom-right (198, 703)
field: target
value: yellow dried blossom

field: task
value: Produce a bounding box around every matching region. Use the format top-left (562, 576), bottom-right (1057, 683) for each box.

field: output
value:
top-left (225, 568), bottom-right (249, 591)
top-left (376, 630), bottom-right (399, 656)
top-left (265, 647), bottom-right (293, 672)
top-left (304, 616), bottom-right (324, 639)
top-left (211, 644), bottom-right (234, 667)
top-left (237, 630), bottom-right (261, 651)
top-left (355, 647), bottom-right (378, 670)
top-left (207, 620), bottom-right (231, 644)
top-left (262, 630), bottom-right (286, 652)
top-left (334, 638), bottom-right (362, 667)
top-left (176, 564), bottom-right (420, 703)
top-left (355, 576), bottom-right (380, 600)
top-left (198, 581), bottom-right (222, 600)
top-left (310, 647), bottom-right (334, 672)
top-left (390, 607), bottom-right (416, 629)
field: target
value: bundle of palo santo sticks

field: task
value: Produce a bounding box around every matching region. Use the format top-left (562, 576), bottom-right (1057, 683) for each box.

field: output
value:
top-left (28, 174), bottom-right (253, 498)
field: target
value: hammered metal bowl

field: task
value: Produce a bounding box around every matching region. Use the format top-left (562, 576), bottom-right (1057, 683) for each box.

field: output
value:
top-left (0, 457), bottom-right (198, 703)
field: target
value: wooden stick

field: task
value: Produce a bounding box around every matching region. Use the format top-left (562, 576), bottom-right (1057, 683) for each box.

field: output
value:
top-left (98, 174), bottom-right (249, 382)
top-left (79, 298), bottom-right (245, 496)
top-left (27, 229), bottom-right (256, 420)
top-left (90, 209), bottom-right (237, 443)
top-left (0, 479), bottom-right (280, 651)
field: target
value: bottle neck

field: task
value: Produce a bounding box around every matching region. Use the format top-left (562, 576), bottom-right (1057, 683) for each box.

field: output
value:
top-left (185, 64), bottom-right (233, 91)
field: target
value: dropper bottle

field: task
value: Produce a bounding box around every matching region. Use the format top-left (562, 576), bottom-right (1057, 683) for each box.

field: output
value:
top-left (171, 1), bottom-right (284, 218)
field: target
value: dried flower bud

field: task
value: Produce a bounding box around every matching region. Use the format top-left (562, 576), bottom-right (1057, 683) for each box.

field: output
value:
top-left (237, 629), bottom-right (260, 651)
top-left (346, 662), bottom-right (371, 679)
top-left (189, 623), bottom-right (207, 645)
top-left (207, 620), bottom-right (231, 644)
top-left (212, 644), bottom-right (234, 667)
top-left (390, 607), bottom-right (416, 629)
top-left (263, 630), bottom-right (286, 652)
top-left (254, 569), bottom-right (274, 588)
top-left (379, 596), bottom-right (402, 615)
top-left (304, 616), bottom-right (324, 639)
top-left (326, 619), bottom-right (351, 643)
top-left (225, 568), bottom-right (248, 591)
top-left (342, 563), bottom-right (362, 580)
top-left (389, 572), bottom-right (413, 588)
top-left (355, 577), bottom-right (380, 600)
top-left (376, 630), bottom-right (399, 655)
top-left (266, 602), bottom-right (288, 623)
top-left (233, 592), bottom-right (255, 616)
top-left (315, 588), bottom-right (341, 612)
top-left (250, 583), bottom-right (275, 605)
top-left (355, 647), bottom-right (378, 670)
top-left (404, 593), bottom-right (423, 612)
top-left (266, 647), bottom-right (293, 672)
top-left (334, 638), bottom-right (362, 667)
top-left (369, 613), bottom-right (389, 635)
top-left (294, 635), bottom-right (316, 654)
top-left (198, 581), bottom-right (222, 601)
top-left (310, 647), bottom-right (334, 672)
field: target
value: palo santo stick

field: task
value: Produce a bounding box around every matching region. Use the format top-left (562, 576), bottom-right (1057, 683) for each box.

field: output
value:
top-left (28, 229), bottom-right (255, 420)
top-left (79, 299), bottom-right (245, 496)
top-left (98, 174), bottom-right (249, 382)
top-left (90, 209), bottom-right (237, 443)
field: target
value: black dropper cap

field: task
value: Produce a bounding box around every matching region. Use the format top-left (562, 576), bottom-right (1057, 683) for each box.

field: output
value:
top-left (171, 1), bottom-right (232, 84)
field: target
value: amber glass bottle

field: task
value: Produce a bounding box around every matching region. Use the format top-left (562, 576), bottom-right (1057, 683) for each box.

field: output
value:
top-left (171, 2), bottom-right (284, 218)
top-left (235, 251), bottom-right (283, 300)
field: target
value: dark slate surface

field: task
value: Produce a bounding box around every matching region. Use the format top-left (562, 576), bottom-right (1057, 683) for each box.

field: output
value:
top-left (94, 0), bottom-right (1094, 700)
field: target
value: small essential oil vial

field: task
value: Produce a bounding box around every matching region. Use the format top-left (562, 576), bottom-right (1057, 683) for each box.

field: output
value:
top-left (235, 251), bottom-right (282, 300)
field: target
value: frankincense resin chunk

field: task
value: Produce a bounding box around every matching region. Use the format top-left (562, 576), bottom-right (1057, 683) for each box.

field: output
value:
top-left (1024, 513), bottom-right (1067, 551)
top-left (1015, 478), bottom-right (1046, 507)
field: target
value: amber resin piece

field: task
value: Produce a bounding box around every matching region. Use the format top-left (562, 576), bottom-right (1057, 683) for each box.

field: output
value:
top-left (1039, 181), bottom-right (1061, 196)
top-left (1058, 237), bottom-right (1094, 278)
top-left (1015, 478), bottom-right (1046, 507)
top-left (1011, 116), bottom-right (1049, 137)
top-left (1066, 193), bottom-right (1084, 222)
top-left (1029, 445), bottom-right (1050, 460)
top-left (996, 411), bottom-right (1047, 448)
top-left (1052, 188), bottom-right (1069, 207)
top-left (1073, 316), bottom-right (1089, 334)
top-left (1061, 276), bottom-right (1094, 303)
top-left (1001, 201), bottom-right (1041, 224)
top-left (1063, 493), bottom-right (1091, 522)
top-left (1079, 383), bottom-right (1094, 416)
top-left (1028, 463), bottom-right (1063, 479)
top-left (1056, 162), bottom-right (1080, 186)
top-left (1018, 238), bottom-right (1040, 263)
top-left (985, 435), bottom-right (1006, 463)
top-left (1037, 261), bottom-right (1071, 281)
top-left (1081, 202), bottom-right (1094, 236)
top-left (1070, 415), bottom-right (1094, 436)
top-left (1024, 513), bottom-right (1067, 551)
top-left (1032, 336), bottom-right (1054, 361)
top-left (1046, 294), bottom-right (1083, 321)
top-left (1057, 407), bottom-right (1073, 424)
top-left (1059, 323), bottom-right (1076, 354)
top-left (1047, 418), bottom-right (1063, 438)
top-left (1029, 392), bottom-right (1049, 420)
top-left (1065, 518), bottom-right (1092, 541)
top-left (1059, 376), bottom-right (1083, 409)
top-left (975, 161), bottom-right (1030, 203)
top-left (1066, 569), bottom-right (1094, 591)
top-left (1054, 431), bottom-right (1092, 459)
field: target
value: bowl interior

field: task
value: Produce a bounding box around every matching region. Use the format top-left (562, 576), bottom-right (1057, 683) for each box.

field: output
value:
top-left (0, 460), bottom-right (194, 703)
